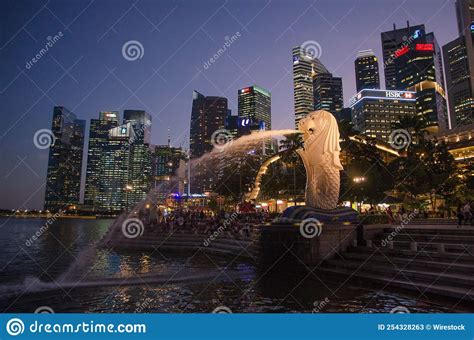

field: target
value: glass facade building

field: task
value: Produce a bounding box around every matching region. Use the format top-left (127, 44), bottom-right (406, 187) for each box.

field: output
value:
top-left (354, 49), bottom-right (380, 92)
top-left (381, 23), bottom-right (425, 90)
top-left (84, 111), bottom-right (119, 209)
top-left (44, 106), bottom-right (85, 211)
top-left (292, 46), bottom-right (329, 127)
top-left (394, 32), bottom-right (448, 131)
top-left (349, 89), bottom-right (416, 142)
top-left (443, 0), bottom-right (474, 127)
top-left (189, 91), bottom-right (228, 193)
top-left (313, 73), bottom-right (343, 115)
top-left (151, 145), bottom-right (186, 200)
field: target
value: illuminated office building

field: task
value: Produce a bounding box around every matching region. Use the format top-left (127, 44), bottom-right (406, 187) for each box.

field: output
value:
top-left (84, 111), bottom-right (119, 209)
top-left (354, 50), bottom-right (380, 92)
top-left (44, 106), bottom-right (85, 211)
top-left (349, 89), bottom-right (416, 142)
top-left (189, 91), bottom-right (228, 193)
top-left (123, 110), bottom-right (153, 207)
top-left (443, 0), bottom-right (474, 127)
top-left (313, 72), bottom-right (343, 115)
top-left (292, 46), bottom-right (329, 127)
top-left (381, 23), bottom-right (425, 90)
top-left (394, 32), bottom-right (448, 131)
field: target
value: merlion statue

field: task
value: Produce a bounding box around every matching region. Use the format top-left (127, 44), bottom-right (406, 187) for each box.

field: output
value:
top-left (297, 110), bottom-right (343, 210)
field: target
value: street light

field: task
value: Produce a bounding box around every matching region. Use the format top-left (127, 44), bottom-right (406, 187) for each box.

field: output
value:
top-left (125, 184), bottom-right (133, 212)
top-left (353, 176), bottom-right (366, 184)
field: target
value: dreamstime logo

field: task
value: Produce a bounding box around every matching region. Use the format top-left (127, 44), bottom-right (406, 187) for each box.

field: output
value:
top-left (203, 31), bottom-right (241, 70)
top-left (122, 40), bottom-right (144, 61)
top-left (34, 306), bottom-right (55, 313)
top-left (212, 306), bottom-right (232, 314)
top-left (389, 129), bottom-right (411, 150)
top-left (301, 40), bottom-right (322, 59)
top-left (25, 31), bottom-right (63, 70)
top-left (390, 306), bottom-right (410, 314)
top-left (6, 318), bottom-right (24, 336)
top-left (122, 218), bottom-right (144, 238)
top-left (211, 129), bottom-right (233, 151)
top-left (33, 129), bottom-right (56, 150)
top-left (299, 218), bottom-right (323, 238)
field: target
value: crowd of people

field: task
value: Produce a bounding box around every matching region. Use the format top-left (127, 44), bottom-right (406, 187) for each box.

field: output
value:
top-left (135, 205), bottom-right (271, 237)
top-left (457, 201), bottom-right (473, 227)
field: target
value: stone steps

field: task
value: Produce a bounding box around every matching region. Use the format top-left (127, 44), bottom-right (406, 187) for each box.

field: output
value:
top-left (325, 258), bottom-right (474, 288)
top-left (319, 266), bottom-right (474, 302)
top-left (370, 239), bottom-right (473, 255)
top-left (320, 225), bottom-right (474, 301)
top-left (341, 252), bottom-right (474, 274)
top-left (348, 246), bottom-right (474, 264)
top-left (104, 232), bottom-right (257, 259)
top-left (375, 233), bottom-right (474, 244)
top-left (382, 227), bottom-right (474, 236)
top-left (406, 219), bottom-right (458, 225)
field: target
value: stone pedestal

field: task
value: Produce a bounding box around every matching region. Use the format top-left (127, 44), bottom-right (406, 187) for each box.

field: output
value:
top-left (258, 223), bottom-right (357, 268)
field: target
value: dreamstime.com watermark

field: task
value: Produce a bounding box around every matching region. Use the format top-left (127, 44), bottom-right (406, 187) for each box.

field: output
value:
top-left (5, 318), bottom-right (146, 336)
top-left (381, 210), bottom-right (418, 247)
top-left (210, 129), bottom-right (234, 151)
top-left (203, 32), bottom-right (241, 70)
top-left (33, 129), bottom-right (56, 150)
top-left (122, 40), bottom-right (144, 61)
top-left (312, 297), bottom-right (330, 313)
top-left (299, 218), bottom-right (323, 238)
top-left (389, 129), bottom-right (412, 150)
top-left (25, 210), bottom-right (64, 247)
top-left (203, 212), bottom-right (239, 247)
top-left (25, 31), bottom-right (64, 70)
top-left (122, 218), bottom-right (144, 239)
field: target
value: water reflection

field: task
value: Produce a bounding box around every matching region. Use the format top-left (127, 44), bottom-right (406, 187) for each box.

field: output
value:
top-left (0, 218), bottom-right (468, 313)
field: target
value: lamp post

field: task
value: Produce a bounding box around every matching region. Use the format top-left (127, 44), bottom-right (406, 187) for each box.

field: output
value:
top-left (125, 184), bottom-right (133, 212)
top-left (353, 176), bottom-right (367, 212)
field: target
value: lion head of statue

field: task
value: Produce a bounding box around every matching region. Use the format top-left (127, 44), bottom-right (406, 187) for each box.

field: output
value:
top-left (297, 110), bottom-right (343, 170)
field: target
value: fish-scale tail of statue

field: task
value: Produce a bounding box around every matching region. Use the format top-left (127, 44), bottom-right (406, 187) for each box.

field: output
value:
top-left (306, 166), bottom-right (340, 210)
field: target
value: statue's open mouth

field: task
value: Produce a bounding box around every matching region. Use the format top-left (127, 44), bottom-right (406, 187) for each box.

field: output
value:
top-left (308, 128), bottom-right (314, 135)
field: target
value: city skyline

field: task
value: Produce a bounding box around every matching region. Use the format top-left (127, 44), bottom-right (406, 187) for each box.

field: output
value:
top-left (0, 0), bottom-right (458, 210)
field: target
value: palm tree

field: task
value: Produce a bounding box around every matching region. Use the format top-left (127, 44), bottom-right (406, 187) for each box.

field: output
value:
top-left (279, 134), bottom-right (303, 195)
top-left (392, 114), bottom-right (429, 147)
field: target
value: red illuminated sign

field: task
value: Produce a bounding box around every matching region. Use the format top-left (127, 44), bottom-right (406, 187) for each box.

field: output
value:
top-left (394, 45), bottom-right (409, 57)
top-left (415, 43), bottom-right (433, 51)
top-left (241, 87), bottom-right (250, 94)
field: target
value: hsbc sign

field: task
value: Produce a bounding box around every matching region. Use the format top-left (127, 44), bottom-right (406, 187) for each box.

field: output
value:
top-left (350, 89), bottom-right (416, 107)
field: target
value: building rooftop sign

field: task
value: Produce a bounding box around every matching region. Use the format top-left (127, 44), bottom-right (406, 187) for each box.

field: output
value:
top-left (349, 89), bottom-right (417, 107)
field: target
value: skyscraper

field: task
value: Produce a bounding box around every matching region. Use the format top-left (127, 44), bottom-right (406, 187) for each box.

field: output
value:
top-left (44, 106), bottom-right (85, 211)
top-left (354, 50), bottom-right (380, 92)
top-left (394, 32), bottom-right (448, 131)
top-left (189, 91), bottom-right (228, 192)
top-left (96, 122), bottom-right (135, 212)
top-left (238, 85), bottom-right (272, 154)
top-left (313, 72), bottom-right (343, 115)
top-left (189, 91), bottom-right (228, 158)
top-left (381, 23), bottom-right (425, 90)
top-left (350, 89), bottom-right (416, 142)
top-left (455, 0), bottom-right (474, 35)
top-left (443, 0), bottom-right (474, 127)
top-left (151, 144), bottom-right (186, 199)
top-left (238, 85), bottom-right (271, 130)
top-left (123, 110), bottom-right (152, 207)
top-left (292, 46), bottom-right (329, 127)
top-left (84, 111), bottom-right (119, 209)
